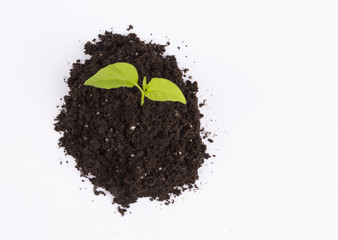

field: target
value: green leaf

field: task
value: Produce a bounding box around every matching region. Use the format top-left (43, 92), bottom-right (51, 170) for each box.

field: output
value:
top-left (84, 62), bottom-right (138, 89)
top-left (142, 76), bottom-right (147, 90)
top-left (145, 78), bottom-right (186, 104)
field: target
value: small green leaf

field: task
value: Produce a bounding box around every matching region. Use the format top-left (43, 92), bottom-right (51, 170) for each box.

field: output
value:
top-left (84, 62), bottom-right (138, 89)
top-left (142, 76), bottom-right (147, 90)
top-left (145, 78), bottom-right (186, 104)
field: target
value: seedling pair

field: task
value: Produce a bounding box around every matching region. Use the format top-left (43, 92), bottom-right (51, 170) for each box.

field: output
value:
top-left (84, 62), bottom-right (186, 106)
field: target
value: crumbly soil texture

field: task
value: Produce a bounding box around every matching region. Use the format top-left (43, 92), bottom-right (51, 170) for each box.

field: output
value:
top-left (55, 29), bottom-right (210, 215)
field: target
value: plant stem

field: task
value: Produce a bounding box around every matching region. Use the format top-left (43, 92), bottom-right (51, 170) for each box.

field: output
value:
top-left (140, 77), bottom-right (147, 106)
top-left (134, 83), bottom-right (145, 107)
top-left (141, 91), bottom-right (145, 106)
top-left (135, 84), bottom-right (143, 94)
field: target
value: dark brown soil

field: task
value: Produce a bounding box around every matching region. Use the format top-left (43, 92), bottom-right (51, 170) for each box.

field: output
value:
top-left (55, 30), bottom-right (210, 215)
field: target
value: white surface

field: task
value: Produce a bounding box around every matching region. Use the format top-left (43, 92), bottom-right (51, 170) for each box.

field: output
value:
top-left (1, 0), bottom-right (338, 239)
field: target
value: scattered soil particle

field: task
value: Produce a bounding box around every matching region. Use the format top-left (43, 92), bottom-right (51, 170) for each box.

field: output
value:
top-left (118, 206), bottom-right (127, 216)
top-left (203, 131), bottom-right (211, 139)
top-left (55, 30), bottom-right (211, 214)
top-left (127, 25), bottom-right (133, 31)
top-left (94, 186), bottom-right (106, 196)
top-left (199, 100), bottom-right (207, 107)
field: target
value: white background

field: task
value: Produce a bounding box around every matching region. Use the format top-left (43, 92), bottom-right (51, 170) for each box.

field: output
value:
top-left (1, 0), bottom-right (338, 239)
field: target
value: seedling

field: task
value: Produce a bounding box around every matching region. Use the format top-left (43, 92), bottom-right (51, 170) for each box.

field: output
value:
top-left (84, 62), bottom-right (186, 106)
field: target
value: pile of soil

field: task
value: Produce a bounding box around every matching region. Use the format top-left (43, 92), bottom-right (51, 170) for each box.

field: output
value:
top-left (55, 29), bottom-right (210, 215)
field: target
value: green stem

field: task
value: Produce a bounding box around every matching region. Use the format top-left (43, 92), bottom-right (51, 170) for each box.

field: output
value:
top-left (141, 76), bottom-right (147, 106)
top-left (135, 84), bottom-right (143, 94)
top-left (141, 92), bottom-right (145, 106)
top-left (134, 83), bottom-right (145, 107)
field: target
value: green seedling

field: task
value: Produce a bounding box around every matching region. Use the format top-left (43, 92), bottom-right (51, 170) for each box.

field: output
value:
top-left (84, 62), bottom-right (186, 106)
